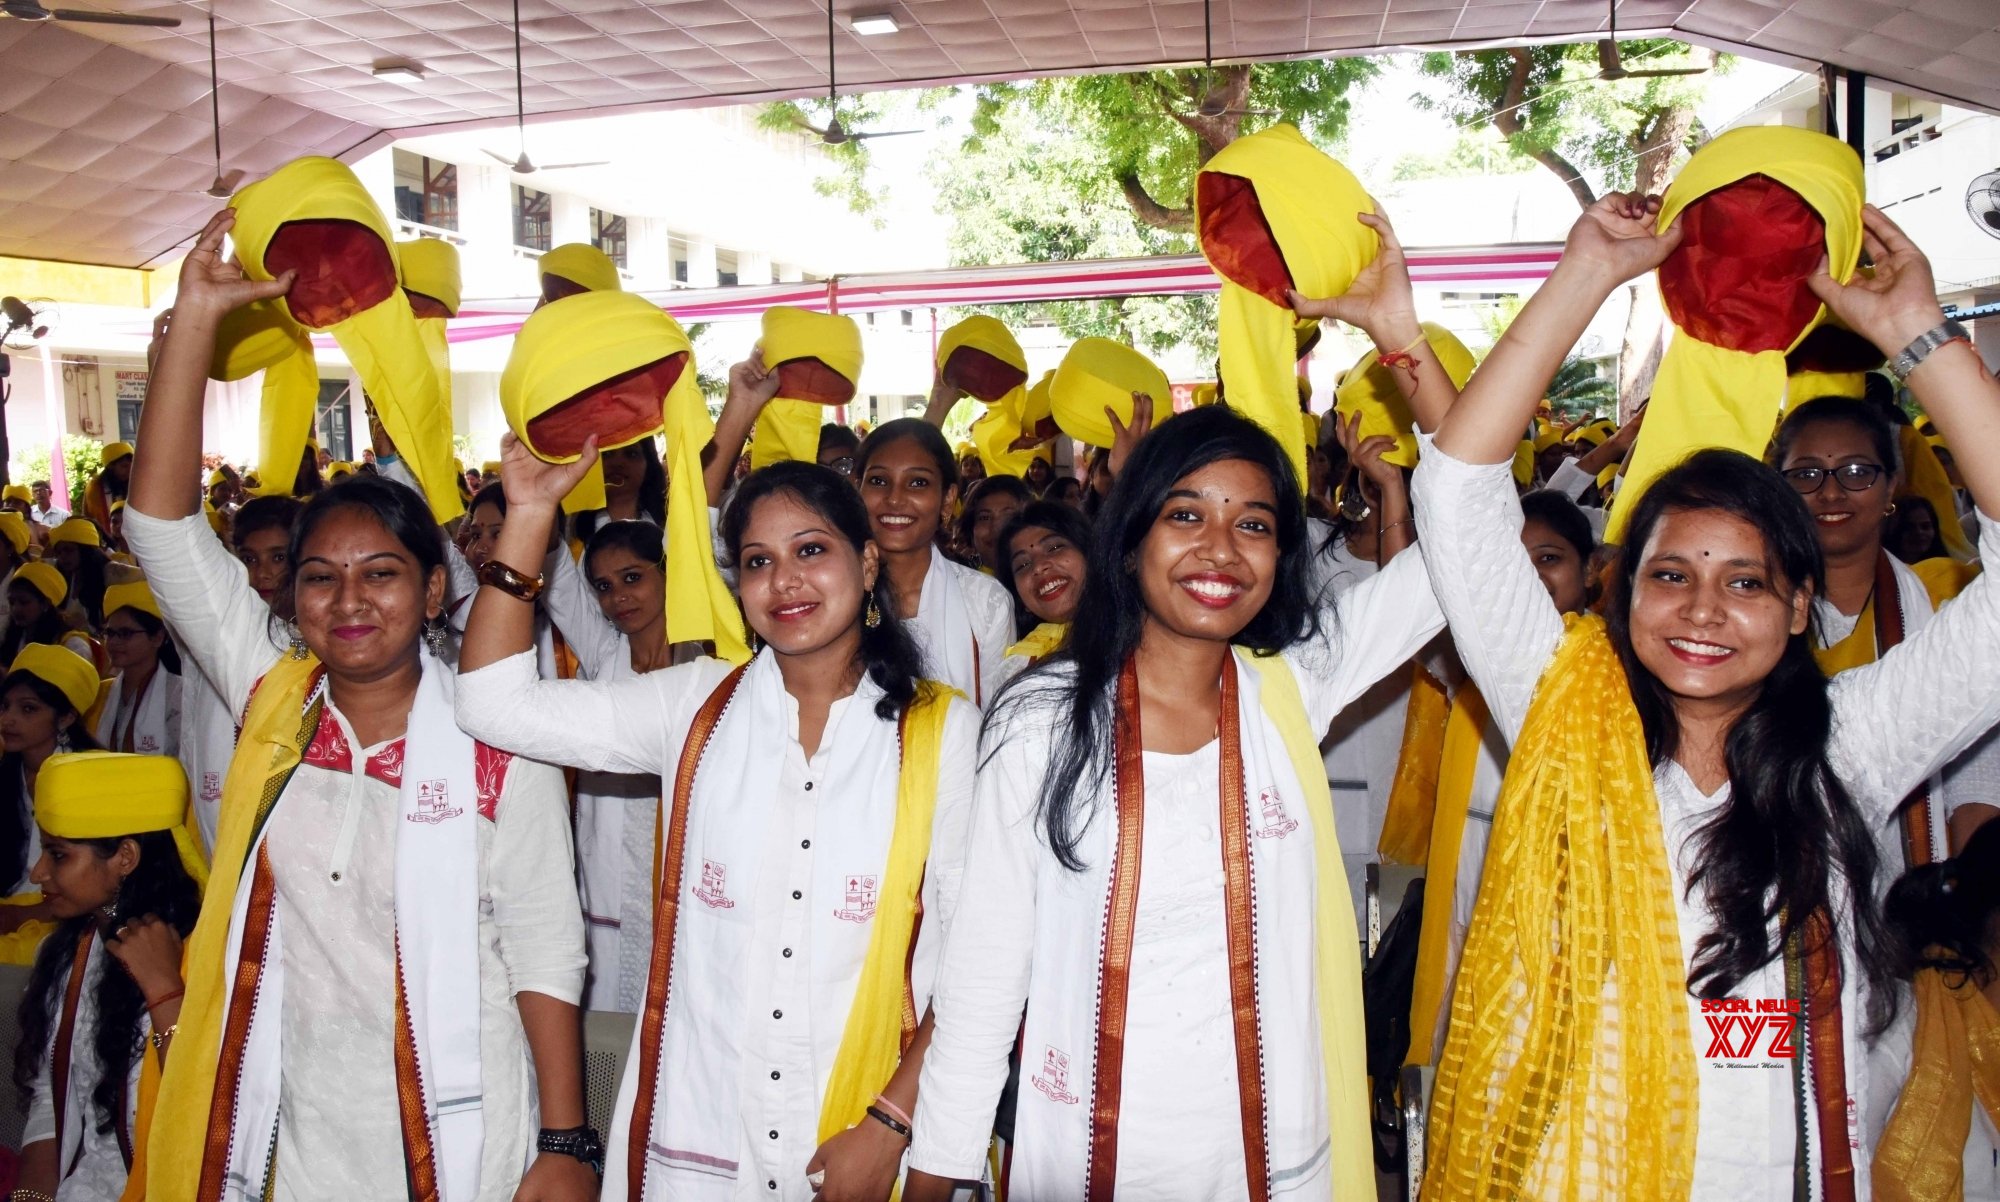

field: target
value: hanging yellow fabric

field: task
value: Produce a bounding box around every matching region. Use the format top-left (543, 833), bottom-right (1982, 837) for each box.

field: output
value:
top-left (1049, 338), bottom-right (1170, 449)
top-left (941, 317), bottom-right (1037, 478)
top-left (209, 300), bottom-right (318, 501)
top-left (1422, 616), bottom-right (1695, 1201)
top-left (1196, 124), bottom-right (1378, 491)
top-left (1873, 964), bottom-right (2000, 1202)
top-left (1247, 651), bottom-right (1375, 1202)
top-left (1335, 323), bottom-right (1476, 471)
top-left (1611, 127), bottom-right (1864, 543)
top-left (1375, 664), bottom-right (1449, 866)
top-left (1003, 620), bottom-right (1068, 662)
top-left (1404, 685), bottom-right (1490, 1068)
top-left (817, 682), bottom-right (960, 1143)
top-left (753, 307), bottom-right (863, 469)
top-left (398, 237), bottom-right (461, 440)
top-left (502, 291), bottom-right (748, 662)
top-left (228, 156), bottom-right (462, 523)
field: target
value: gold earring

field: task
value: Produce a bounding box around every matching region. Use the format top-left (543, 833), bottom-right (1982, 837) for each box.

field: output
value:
top-left (864, 594), bottom-right (881, 629)
top-left (1885, 501), bottom-right (1899, 517)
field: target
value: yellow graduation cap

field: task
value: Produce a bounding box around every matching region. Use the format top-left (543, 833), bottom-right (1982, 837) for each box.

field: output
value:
top-left (1050, 338), bottom-right (1170, 449)
top-left (1334, 323), bottom-right (1474, 469)
top-left (751, 307), bottom-right (864, 470)
top-left (0, 513), bottom-right (28, 557)
top-left (103, 578), bottom-right (161, 622)
top-left (1196, 123), bottom-right (1379, 491)
top-left (13, 562), bottom-right (66, 608)
top-left (1612, 127), bottom-right (1864, 542)
top-left (539, 242), bottom-right (621, 298)
top-left (10, 643), bottom-right (98, 717)
top-left (47, 518), bottom-right (101, 549)
top-left (228, 156), bottom-right (461, 523)
top-left (36, 751), bottom-right (207, 894)
top-left (940, 317), bottom-right (1041, 477)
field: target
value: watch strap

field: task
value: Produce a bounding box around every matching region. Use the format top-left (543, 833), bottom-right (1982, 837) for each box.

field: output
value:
top-left (1888, 319), bottom-right (1970, 383)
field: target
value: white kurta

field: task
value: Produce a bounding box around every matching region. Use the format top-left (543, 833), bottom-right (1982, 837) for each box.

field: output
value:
top-left (92, 666), bottom-right (181, 757)
top-left (909, 546), bottom-right (1446, 1197)
top-left (1412, 432), bottom-right (2000, 1200)
top-left (123, 508), bottom-right (586, 1202)
top-left (905, 547), bottom-right (1015, 709)
top-left (456, 648), bottom-right (981, 1202)
top-left (23, 938), bottom-right (144, 1202)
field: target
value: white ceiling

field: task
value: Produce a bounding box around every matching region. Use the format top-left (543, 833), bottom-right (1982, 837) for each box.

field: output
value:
top-left (5, 0), bottom-right (1999, 270)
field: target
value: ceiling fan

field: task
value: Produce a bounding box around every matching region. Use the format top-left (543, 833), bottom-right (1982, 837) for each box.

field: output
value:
top-left (479, 0), bottom-right (607, 174)
top-left (1596, 0), bottom-right (1711, 81)
top-left (194, 11), bottom-right (239, 196)
top-left (1180, 0), bottom-right (1275, 120)
top-left (0, 0), bottom-right (178, 26)
top-left (793, 0), bottom-right (920, 146)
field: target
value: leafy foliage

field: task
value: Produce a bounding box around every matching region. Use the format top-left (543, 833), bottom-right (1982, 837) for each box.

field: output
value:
top-left (9, 434), bottom-right (105, 511)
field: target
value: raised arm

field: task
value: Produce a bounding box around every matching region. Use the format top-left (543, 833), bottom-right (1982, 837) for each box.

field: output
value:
top-left (1289, 208), bottom-right (1459, 435)
top-left (1434, 193), bottom-right (1680, 467)
top-left (459, 433), bottom-right (596, 674)
top-left (702, 351), bottom-right (782, 507)
top-left (130, 210), bottom-right (294, 521)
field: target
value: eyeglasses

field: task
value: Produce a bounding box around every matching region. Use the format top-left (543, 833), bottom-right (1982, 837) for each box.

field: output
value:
top-left (102, 626), bottom-right (147, 642)
top-left (1781, 463), bottom-right (1887, 495)
top-left (823, 456), bottom-right (857, 478)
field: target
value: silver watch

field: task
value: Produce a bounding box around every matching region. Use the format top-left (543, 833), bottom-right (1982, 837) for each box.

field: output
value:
top-left (1887, 319), bottom-right (1970, 384)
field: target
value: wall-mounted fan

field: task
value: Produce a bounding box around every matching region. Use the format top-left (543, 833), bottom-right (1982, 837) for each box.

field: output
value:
top-left (1969, 169), bottom-right (2000, 240)
top-left (0, 0), bottom-right (179, 26)
top-left (1, 297), bottom-right (56, 351)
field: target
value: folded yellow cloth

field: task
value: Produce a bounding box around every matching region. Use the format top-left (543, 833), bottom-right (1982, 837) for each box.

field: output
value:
top-left (103, 579), bottom-right (161, 621)
top-left (13, 562), bottom-right (66, 608)
top-left (1050, 338), bottom-right (1170, 449)
top-left (11, 643), bottom-right (100, 717)
top-left (540, 242), bottom-right (622, 296)
top-left (47, 518), bottom-right (100, 549)
top-left (753, 308), bottom-right (865, 470)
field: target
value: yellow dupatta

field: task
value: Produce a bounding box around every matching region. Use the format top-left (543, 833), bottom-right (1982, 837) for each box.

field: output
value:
top-left (1005, 621), bottom-right (1068, 663)
top-left (1247, 652), bottom-right (1376, 1202)
top-left (1422, 615), bottom-right (1695, 1200)
top-left (1405, 685), bottom-right (1492, 1066)
top-left (1874, 967), bottom-right (2000, 1202)
top-left (1375, 664), bottom-right (1451, 866)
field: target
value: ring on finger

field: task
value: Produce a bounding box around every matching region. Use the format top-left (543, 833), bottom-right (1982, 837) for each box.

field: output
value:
top-left (806, 1169), bottom-right (826, 1190)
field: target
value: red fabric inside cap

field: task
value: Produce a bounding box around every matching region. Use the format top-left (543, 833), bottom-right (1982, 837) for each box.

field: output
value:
top-left (775, 358), bottom-right (856, 405)
top-left (526, 352), bottom-right (688, 459)
top-left (266, 219), bottom-right (398, 329)
top-left (405, 291), bottom-right (453, 320)
top-left (1659, 175), bottom-right (1827, 354)
top-left (540, 274), bottom-right (590, 307)
top-left (942, 346), bottom-right (1029, 403)
top-left (1197, 172), bottom-right (1294, 306)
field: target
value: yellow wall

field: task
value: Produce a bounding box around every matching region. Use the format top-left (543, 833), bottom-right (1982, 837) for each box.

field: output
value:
top-left (0, 256), bottom-right (162, 308)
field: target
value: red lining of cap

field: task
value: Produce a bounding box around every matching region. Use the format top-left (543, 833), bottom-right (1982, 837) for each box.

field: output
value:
top-left (775, 358), bottom-right (856, 405)
top-left (526, 352), bottom-right (688, 459)
top-left (1659, 175), bottom-right (1826, 354)
top-left (1197, 172), bottom-right (1294, 307)
top-left (266, 219), bottom-right (397, 329)
top-left (942, 346), bottom-right (1029, 403)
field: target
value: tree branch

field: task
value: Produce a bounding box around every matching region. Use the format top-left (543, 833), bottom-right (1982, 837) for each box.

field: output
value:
top-left (1489, 47), bottom-right (1597, 209)
top-left (1116, 171), bottom-right (1194, 233)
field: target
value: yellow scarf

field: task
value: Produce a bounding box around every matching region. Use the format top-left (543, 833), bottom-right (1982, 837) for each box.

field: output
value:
top-left (1246, 652), bottom-right (1375, 1202)
top-left (1197, 124), bottom-right (1377, 491)
top-left (1004, 621), bottom-right (1068, 663)
top-left (1874, 967), bottom-right (2000, 1202)
top-left (209, 300), bottom-right (318, 504)
top-left (1423, 616), bottom-right (1695, 1200)
top-left (1815, 555), bottom-right (1971, 676)
top-left (1375, 664), bottom-right (1450, 866)
top-left (941, 317), bottom-right (1041, 478)
top-left (399, 237), bottom-right (462, 433)
top-left (816, 681), bottom-right (957, 1142)
top-left (1405, 685), bottom-right (1491, 1068)
top-left (137, 651), bottom-right (322, 1202)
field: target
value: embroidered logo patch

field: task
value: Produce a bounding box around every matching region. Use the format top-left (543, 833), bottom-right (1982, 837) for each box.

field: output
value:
top-left (200, 771), bottom-right (221, 802)
top-left (1030, 1046), bottom-right (1080, 1105)
top-left (137, 735), bottom-right (159, 753)
top-left (833, 874), bottom-right (878, 923)
top-left (407, 778), bottom-right (463, 825)
top-left (693, 859), bottom-right (736, 910)
top-left (1699, 997), bottom-right (1798, 1066)
top-left (1253, 786), bottom-right (1298, 840)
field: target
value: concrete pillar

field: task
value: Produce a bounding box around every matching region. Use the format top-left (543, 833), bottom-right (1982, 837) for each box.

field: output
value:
top-left (738, 250), bottom-right (772, 286)
top-left (351, 148), bottom-right (396, 218)
top-left (686, 239), bottom-right (719, 288)
top-left (774, 262), bottom-right (803, 283)
top-left (627, 215), bottom-right (672, 290)
top-left (550, 191), bottom-right (591, 248)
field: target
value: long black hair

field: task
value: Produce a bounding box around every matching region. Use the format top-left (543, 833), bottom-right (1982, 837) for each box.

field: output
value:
top-left (0, 584), bottom-right (72, 664)
top-left (719, 460), bottom-right (925, 721)
top-left (1887, 817), bottom-right (2000, 984)
top-left (573, 439), bottom-right (667, 544)
top-left (1001, 405), bottom-right (1321, 870)
top-left (14, 828), bottom-right (202, 1130)
top-left (0, 671), bottom-right (103, 890)
top-left (994, 500), bottom-right (1094, 637)
top-left (62, 543), bottom-right (109, 631)
top-left (1607, 449), bottom-right (1894, 1029)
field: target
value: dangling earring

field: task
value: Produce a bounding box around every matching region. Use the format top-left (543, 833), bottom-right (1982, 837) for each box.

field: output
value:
top-left (97, 881), bottom-right (121, 924)
top-left (1885, 501), bottom-right (1899, 517)
top-left (54, 726), bottom-right (70, 754)
top-left (286, 620), bottom-right (308, 660)
top-left (423, 616), bottom-right (449, 658)
top-left (864, 593), bottom-right (881, 629)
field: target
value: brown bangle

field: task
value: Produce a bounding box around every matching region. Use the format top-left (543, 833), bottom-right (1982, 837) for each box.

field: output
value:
top-left (145, 987), bottom-right (184, 1011)
top-left (477, 557), bottom-right (546, 603)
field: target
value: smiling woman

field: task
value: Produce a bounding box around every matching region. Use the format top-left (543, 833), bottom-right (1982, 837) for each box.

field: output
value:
top-left (905, 404), bottom-right (1446, 1202)
top-left (120, 209), bottom-right (593, 1202)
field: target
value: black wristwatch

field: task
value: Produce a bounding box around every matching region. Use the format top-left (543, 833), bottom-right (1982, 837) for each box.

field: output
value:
top-left (538, 1125), bottom-right (604, 1175)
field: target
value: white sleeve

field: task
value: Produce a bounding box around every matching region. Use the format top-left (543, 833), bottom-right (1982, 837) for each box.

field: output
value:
top-left (539, 542), bottom-right (622, 680)
top-left (908, 709), bottom-right (1041, 1179)
top-left (968, 573), bottom-right (1017, 709)
top-left (487, 755), bottom-right (588, 1003)
top-left (1941, 725), bottom-right (2000, 818)
top-left (455, 649), bottom-right (724, 776)
top-left (1828, 511), bottom-right (2000, 818)
top-left (21, 1014), bottom-right (55, 1147)
top-left (1411, 433), bottom-right (1566, 746)
top-left (909, 694), bottom-right (981, 1014)
top-left (1285, 545), bottom-right (1446, 734)
top-left (1547, 457), bottom-right (1595, 503)
top-left (443, 540), bottom-right (478, 633)
top-left (122, 509), bottom-right (283, 719)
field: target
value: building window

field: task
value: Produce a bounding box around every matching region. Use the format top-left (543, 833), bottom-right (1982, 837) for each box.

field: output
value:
top-left (392, 151), bottom-right (458, 231)
top-left (669, 237), bottom-right (689, 283)
top-left (591, 209), bottom-right (628, 270)
top-left (315, 379), bottom-right (353, 462)
top-left (514, 185), bottom-right (552, 251)
top-left (716, 249), bottom-right (739, 288)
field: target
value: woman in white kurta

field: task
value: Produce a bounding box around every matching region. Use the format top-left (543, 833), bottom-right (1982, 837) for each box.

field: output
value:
top-left (906, 404), bottom-right (1445, 1202)
top-left (457, 402), bottom-right (979, 1202)
top-left (857, 419), bottom-right (1014, 708)
top-left (92, 581), bottom-right (182, 758)
top-left (125, 209), bottom-right (592, 1202)
top-left (1407, 195), bottom-right (2000, 1199)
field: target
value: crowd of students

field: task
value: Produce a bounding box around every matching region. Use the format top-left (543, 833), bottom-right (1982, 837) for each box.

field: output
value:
top-left (3, 125), bottom-right (1999, 1202)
